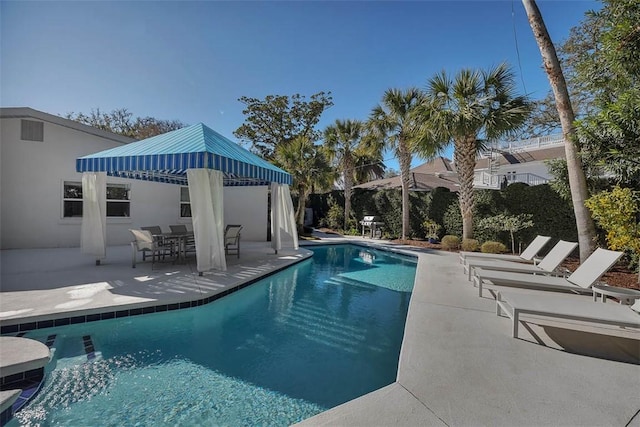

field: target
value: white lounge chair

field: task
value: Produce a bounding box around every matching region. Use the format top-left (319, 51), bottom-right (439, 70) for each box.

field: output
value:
top-left (496, 291), bottom-right (640, 338)
top-left (459, 235), bottom-right (551, 265)
top-left (473, 248), bottom-right (624, 297)
top-left (464, 240), bottom-right (577, 280)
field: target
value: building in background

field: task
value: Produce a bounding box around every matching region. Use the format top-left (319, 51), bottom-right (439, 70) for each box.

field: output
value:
top-left (354, 135), bottom-right (566, 193)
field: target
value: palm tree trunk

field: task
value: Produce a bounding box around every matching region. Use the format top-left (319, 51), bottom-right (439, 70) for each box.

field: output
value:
top-left (343, 157), bottom-right (353, 230)
top-left (456, 136), bottom-right (476, 240)
top-left (295, 187), bottom-right (308, 230)
top-left (522, 0), bottom-right (596, 262)
top-left (398, 141), bottom-right (412, 240)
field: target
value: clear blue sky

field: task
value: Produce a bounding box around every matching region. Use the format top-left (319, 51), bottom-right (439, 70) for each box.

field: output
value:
top-left (1, 0), bottom-right (598, 170)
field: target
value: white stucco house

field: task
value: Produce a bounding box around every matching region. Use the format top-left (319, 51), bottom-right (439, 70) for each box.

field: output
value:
top-left (0, 107), bottom-right (273, 250)
top-left (473, 134), bottom-right (566, 189)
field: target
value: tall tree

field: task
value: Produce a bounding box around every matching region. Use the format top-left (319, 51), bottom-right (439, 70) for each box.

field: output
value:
top-left (66, 108), bottom-right (185, 139)
top-left (522, 0), bottom-right (597, 262)
top-left (367, 88), bottom-right (426, 240)
top-left (573, 0), bottom-right (640, 186)
top-left (234, 92), bottom-right (333, 160)
top-left (420, 63), bottom-right (530, 240)
top-left (273, 135), bottom-right (336, 230)
top-left (324, 119), bottom-right (385, 230)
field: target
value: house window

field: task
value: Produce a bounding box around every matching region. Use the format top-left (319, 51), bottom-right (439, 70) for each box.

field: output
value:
top-left (180, 187), bottom-right (191, 218)
top-left (21, 119), bottom-right (44, 141)
top-left (62, 181), bottom-right (131, 218)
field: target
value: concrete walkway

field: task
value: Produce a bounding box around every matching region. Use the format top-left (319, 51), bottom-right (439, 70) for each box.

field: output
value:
top-left (1, 236), bottom-right (639, 426)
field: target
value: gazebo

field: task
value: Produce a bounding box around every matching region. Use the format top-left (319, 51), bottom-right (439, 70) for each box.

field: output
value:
top-left (76, 123), bottom-right (298, 273)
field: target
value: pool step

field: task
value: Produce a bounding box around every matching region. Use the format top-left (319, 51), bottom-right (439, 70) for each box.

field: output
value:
top-left (324, 275), bottom-right (376, 291)
top-left (49, 334), bottom-right (102, 371)
top-left (6, 334), bottom-right (57, 418)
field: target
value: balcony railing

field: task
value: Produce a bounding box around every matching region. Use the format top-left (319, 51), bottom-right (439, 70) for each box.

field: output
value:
top-left (496, 134), bottom-right (564, 152)
top-left (479, 133), bottom-right (564, 158)
top-left (473, 172), bottom-right (549, 189)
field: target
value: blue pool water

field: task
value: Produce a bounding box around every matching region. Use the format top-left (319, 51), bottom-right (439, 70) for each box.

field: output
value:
top-left (11, 245), bottom-right (416, 426)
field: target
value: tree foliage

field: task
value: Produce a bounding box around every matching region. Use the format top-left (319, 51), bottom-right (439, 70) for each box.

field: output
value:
top-left (420, 62), bottom-right (531, 240)
top-left (273, 135), bottom-right (336, 230)
top-left (234, 92), bottom-right (333, 160)
top-left (324, 119), bottom-right (384, 229)
top-left (367, 88), bottom-right (431, 239)
top-left (573, 0), bottom-right (640, 186)
top-left (585, 186), bottom-right (640, 275)
top-left (477, 213), bottom-right (534, 254)
top-left (66, 108), bottom-right (185, 139)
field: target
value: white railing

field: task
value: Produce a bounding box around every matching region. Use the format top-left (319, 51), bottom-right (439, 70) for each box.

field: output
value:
top-left (473, 172), bottom-right (549, 188)
top-left (493, 134), bottom-right (564, 153)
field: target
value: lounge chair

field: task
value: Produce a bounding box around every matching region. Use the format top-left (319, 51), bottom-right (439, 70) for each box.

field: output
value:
top-left (496, 291), bottom-right (640, 338)
top-left (224, 224), bottom-right (242, 258)
top-left (464, 240), bottom-right (577, 280)
top-left (473, 248), bottom-right (624, 297)
top-left (459, 235), bottom-right (551, 265)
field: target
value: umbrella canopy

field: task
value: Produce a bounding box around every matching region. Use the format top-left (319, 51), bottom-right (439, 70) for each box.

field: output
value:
top-left (76, 123), bottom-right (291, 186)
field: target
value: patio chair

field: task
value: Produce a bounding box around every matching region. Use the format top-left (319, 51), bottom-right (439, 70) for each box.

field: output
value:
top-left (129, 229), bottom-right (171, 268)
top-left (224, 224), bottom-right (242, 258)
top-left (473, 248), bottom-right (624, 297)
top-left (464, 240), bottom-right (577, 280)
top-left (459, 235), bottom-right (551, 266)
top-left (496, 291), bottom-right (640, 338)
top-left (141, 226), bottom-right (175, 258)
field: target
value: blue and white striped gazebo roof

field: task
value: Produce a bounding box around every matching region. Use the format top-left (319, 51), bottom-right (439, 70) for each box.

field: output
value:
top-left (76, 123), bottom-right (291, 186)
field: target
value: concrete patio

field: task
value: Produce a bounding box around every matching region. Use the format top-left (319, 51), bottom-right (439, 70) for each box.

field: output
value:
top-left (1, 235), bottom-right (639, 426)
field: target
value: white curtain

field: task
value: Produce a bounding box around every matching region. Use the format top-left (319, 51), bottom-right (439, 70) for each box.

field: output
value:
top-left (271, 183), bottom-right (299, 253)
top-left (81, 172), bottom-right (107, 262)
top-left (187, 169), bottom-right (226, 272)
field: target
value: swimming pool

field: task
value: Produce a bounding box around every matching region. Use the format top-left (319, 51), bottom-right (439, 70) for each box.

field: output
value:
top-left (10, 244), bottom-right (416, 426)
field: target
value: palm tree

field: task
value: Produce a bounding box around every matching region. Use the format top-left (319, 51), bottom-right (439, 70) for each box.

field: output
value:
top-left (367, 88), bottom-right (427, 239)
top-left (274, 135), bottom-right (336, 230)
top-left (420, 63), bottom-right (531, 240)
top-left (324, 119), bottom-right (384, 230)
top-left (521, 0), bottom-right (596, 262)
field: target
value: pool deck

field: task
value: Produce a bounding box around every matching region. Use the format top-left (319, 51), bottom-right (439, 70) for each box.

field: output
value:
top-left (1, 234), bottom-right (639, 426)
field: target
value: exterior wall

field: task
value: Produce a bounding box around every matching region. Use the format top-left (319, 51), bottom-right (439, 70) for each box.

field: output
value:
top-left (223, 186), bottom-right (268, 241)
top-left (0, 115), bottom-right (269, 249)
top-left (495, 160), bottom-right (554, 180)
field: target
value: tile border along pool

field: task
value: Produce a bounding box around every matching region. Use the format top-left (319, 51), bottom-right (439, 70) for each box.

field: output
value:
top-left (1, 237), bottom-right (639, 426)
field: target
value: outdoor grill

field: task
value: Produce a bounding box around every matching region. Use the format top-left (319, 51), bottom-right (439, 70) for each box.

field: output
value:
top-left (360, 215), bottom-right (384, 238)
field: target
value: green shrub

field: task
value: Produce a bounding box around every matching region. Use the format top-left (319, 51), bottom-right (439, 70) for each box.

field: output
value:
top-left (441, 235), bottom-right (461, 250)
top-left (461, 239), bottom-right (480, 252)
top-left (423, 219), bottom-right (442, 240)
top-left (323, 195), bottom-right (344, 230)
top-left (481, 241), bottom-right (508, 254)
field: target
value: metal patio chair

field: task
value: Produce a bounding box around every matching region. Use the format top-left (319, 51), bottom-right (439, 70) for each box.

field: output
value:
top-left (224, 225), bottom-right (242, 258)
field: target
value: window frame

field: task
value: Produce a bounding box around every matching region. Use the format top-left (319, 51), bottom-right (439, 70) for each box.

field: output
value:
top-left (61, 180), bottom-right (132, 219)
top-left (179, 186), bottom-right (192, 218)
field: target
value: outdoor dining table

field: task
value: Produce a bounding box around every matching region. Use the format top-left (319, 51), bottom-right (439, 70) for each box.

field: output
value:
top-left (155, 232), bottom-right (193, 264)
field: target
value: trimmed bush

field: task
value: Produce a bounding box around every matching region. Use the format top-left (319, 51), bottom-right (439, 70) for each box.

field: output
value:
top-left (441, 235), bottom-right (461, 251)
top-left (461, 239), bottom-right (480, 252)
top-left (481, 241), bottom-right (508, 254)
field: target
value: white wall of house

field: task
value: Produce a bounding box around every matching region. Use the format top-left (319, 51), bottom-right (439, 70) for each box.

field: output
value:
top-left (494, 161), bottom-right (554, 180)
top-left (1, 110), bottom-right (269, 249)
